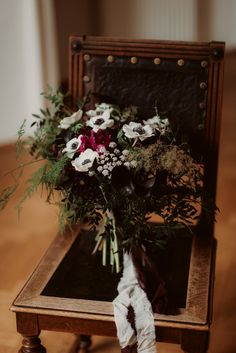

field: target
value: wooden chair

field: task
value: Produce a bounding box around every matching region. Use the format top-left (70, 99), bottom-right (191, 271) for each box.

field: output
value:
top-left (11, 36), bottom-right (225, 353)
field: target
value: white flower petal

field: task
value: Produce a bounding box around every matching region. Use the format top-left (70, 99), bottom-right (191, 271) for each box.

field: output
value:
top-left (143, 115), bottom-right (169, 134)
top-left (71, 148), bottom-right (98, 172)
top-left (95, 103), bottom-right (113, 113)
top-left (58, 109), bottom-right (83, 129)
top-left (62, 136), bottom-right (82, 158)
top-left (86, 109), bottom-right (97, 117)
top-left (122, 121), bottom-right (154, 141)
top-left (86, 109), bottom-right (114, 132)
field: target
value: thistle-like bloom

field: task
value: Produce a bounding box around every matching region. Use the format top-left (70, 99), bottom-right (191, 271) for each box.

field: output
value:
top-left (58, 109), bottom-right (83, 129)
top-left (86, 109), bottom-right (114, 132)
top-left (143, 115), bottom-right (169, 134)
top-left (62, 137), bottom-right (82, 158)
top-left (71, 148), bottom-right (98, 172)
top-left (122, 122), bottom-right (154, 141)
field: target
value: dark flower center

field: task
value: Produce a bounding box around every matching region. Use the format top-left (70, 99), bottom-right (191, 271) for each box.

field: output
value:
top-left (133, 126), bottom-right (145, 134)
top-left (71, 142), bottom-right (78, 149)
top-left (95, 118), bottom-right (105, 125)
top-left (82, 158), bottom-right (91, 165)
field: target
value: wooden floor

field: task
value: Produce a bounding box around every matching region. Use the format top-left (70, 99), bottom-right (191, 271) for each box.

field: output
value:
top-left (0, 51), bottom-right (236, 353)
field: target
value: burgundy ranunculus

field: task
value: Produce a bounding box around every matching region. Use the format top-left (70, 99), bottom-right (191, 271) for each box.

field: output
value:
top-left (78, 129), bottom-right (111, 153)
top-left (89, 129), bottom-right (111, 152)
top-left (79, 135), bottom-right (90, 152)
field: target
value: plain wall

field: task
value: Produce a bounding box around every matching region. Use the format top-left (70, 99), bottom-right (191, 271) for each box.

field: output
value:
top-left (0, 0), bottom-right (43, 143)
top-left (0, 0), bottom-right (58, 144)
top-left (0, 0), bottom-right (236, 144)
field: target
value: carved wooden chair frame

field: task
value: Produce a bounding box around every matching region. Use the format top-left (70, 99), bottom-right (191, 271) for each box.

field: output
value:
top-left (11, 36), bottom-right (224, 353)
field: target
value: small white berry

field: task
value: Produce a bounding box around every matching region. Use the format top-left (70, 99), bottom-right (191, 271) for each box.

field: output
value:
top-left (99, 146), bottom-right (106, 154)
top-left (102, 169), bottom-right (109, 176)
top-left (130, 160), bottom-right (138, 167)
top-left (109, 142), bottom-right (117, 148)
top-left (122, 149), bottom-right (129, 156)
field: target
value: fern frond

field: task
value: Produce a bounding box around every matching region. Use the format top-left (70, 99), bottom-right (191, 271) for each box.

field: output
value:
top-left (0, 185), bottom-right (18, 211)
top-left (41, 155), bottom-right (69, 186)
top-left (16, 165), bottom-right (47, 217)
top-left (16, 119), bottom-right (27, 159)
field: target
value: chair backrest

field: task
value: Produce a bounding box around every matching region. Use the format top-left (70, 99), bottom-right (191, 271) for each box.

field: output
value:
top-left (69, 35), bottom-right (224, 214)
top-left (67, 35), bottom-right (225, 323)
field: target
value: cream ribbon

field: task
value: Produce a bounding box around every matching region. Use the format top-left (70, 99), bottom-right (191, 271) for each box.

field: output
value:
top-left (113, 252), bottom-right (157, 353)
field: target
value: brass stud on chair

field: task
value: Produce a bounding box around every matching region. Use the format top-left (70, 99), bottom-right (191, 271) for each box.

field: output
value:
top-left (177, 59), bottom-right (185, 66)
top-left (107, 55), bottom-right (115, 63)
top-left (201, 60), bottom-right (208, 68)
top-left (83, 75), bottom-right (90, 83)
top-left (130, 57), bottom-right (138, 64)
top-left (199, 102), bottom-right (206, 109)
top-left (200, 82), bottom-right (207, 89)
top-left (154, 57), bottom-right (161, 65)
top-left (198, 123), bottom-right (204, 131)
top-left (83, 54), bottom-right (91, 61)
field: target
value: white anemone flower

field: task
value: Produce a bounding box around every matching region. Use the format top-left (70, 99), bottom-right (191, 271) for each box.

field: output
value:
top-left (86, 109), bottom-right (114, 132)
top-left (95, 102), bottom-right (113, 113)
top-left (62, 137), bottom-right (82, 159)
top-left (143, 115), bottom-right (169, 134)
top-left (71, 148), bottom-right (98, 172)
top-left (122, 122), bottom-right (154, 141)
top-left (58, 109), bottom-right (83, 129)
top-left (86, 103), bottom-right (113, 117)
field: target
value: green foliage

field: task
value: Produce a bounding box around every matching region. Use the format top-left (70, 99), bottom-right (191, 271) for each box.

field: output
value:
top-left (41, 86), bottom-right (64, 113)
top-left (58, 196), bottom-right (78, 232)
top-left (117, 129), bottom-right (130, 148)
top-left (16, 165), bottom-right (48, 216)
top-left (41, 155), bottom-right (69, 187)
top-left (0, 184), bottom-right (18, 211)
top-left (70, 123), bottom-right (83, 133)
top-left (16, 120), bottom-right (27, 159)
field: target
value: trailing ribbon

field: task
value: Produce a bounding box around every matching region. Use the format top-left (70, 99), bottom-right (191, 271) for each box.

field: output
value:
top-left (113, 252), bottom-right (157, 353)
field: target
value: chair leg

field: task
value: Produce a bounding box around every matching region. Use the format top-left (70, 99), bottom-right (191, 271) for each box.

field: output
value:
top-left (19, 335), bottom-right (46, 353)
top-left (181, 330), bottom-right (209, 353)
top-left (76, 335), bottom-right (92, 353)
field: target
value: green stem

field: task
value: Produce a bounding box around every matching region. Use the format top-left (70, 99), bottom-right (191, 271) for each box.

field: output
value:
top-left (102, 238), bottom-right (107, 266)
top-left (109, 211), bottom-right (120, 273)
top-left (0, 158), bottom-right (44, 179)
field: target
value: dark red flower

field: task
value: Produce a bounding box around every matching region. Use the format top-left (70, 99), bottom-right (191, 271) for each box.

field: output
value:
top-left (78, 128), bottom-right (112, 153)
top-left (79, 135), bottom-right (90, 152)
top-left (89, 129), bottom-right (111, 152)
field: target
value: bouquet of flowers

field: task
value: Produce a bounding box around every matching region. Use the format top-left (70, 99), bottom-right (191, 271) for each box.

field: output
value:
top-left (1, 88), bottom-right (204, 272)
top-left (1, 88), bottom-right (212, 353)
